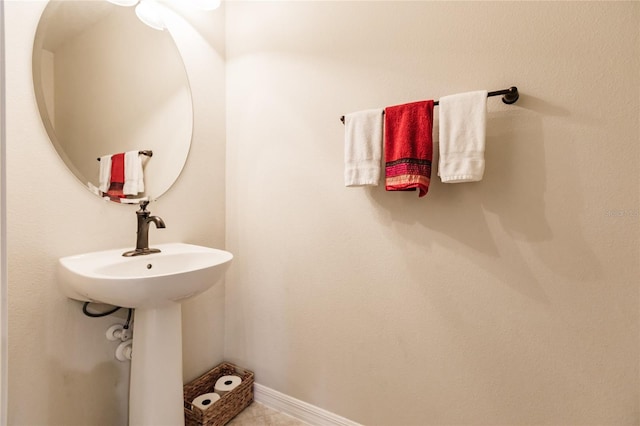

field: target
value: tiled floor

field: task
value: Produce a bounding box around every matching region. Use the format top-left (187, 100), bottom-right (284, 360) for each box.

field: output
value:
top-left (227, 402), bottom-right (309, 426)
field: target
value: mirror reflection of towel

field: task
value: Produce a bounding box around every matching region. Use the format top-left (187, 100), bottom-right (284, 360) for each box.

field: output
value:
top-left (123, 151), bottom-right (145, 195)
top-left (98, 155), bottom-right (112, 193)
top-left (107, 153), bottom-right (125, 198)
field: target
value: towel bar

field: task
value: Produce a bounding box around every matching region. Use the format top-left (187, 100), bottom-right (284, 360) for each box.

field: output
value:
top-left (339, 86), bottom-right (519, 124)
top-left (97, 150), bottom-right (153, 161)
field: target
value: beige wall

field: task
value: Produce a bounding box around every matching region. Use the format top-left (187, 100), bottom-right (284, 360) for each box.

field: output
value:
top-left (5, 1), bottom-right (640, 425)
top-left (5, 1), bottom-right (226, 425)
top-left (0, 0), bottom-right (6, 417)
top-left (225, 2), bottom-right (639, 425)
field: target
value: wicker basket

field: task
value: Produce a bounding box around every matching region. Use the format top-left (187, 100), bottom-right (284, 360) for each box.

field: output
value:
top-left (184, 362), bottom-right (254, 426)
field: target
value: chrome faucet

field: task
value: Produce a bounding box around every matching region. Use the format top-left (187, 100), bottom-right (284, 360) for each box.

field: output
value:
top-left (122, 201), bottom-right (166, 257)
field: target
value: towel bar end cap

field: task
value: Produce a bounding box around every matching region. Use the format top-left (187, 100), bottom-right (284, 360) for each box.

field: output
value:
top-left (502, 86), bottom-right (519, 104)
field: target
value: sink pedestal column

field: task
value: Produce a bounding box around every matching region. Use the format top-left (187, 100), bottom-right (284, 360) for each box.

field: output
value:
top-left (129, 303), bottom-right (184, 426)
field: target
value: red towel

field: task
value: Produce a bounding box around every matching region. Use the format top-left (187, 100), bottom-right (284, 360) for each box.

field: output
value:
top-left (107, 153), bottom-right (125, 199)
top-left (384, 100), bottom-right (434, 197)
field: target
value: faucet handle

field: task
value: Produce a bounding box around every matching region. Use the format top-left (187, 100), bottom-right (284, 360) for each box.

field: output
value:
top-left (138, 200), bottom-right (150, 212)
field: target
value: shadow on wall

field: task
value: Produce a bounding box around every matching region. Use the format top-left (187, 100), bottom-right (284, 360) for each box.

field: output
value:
top-left (365, 95), bottom-right (602, 302)
top-left (43, 358), bottom-right (124, 426)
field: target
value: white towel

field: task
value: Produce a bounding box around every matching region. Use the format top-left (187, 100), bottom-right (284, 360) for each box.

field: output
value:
top-left (123, 151), bottom-right (145, 195)
top-left (438, 90), bottom-right (488, 183)
top-left (98, 155), bottom-right (112, 193)
top-left (87, 181), bottom-right (101, 196)
top-left (344, 108), bottom-right (384, 186)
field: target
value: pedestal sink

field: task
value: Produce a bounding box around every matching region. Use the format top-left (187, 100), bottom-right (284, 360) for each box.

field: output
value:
top-left (58, 243), bottom-right (233, 426)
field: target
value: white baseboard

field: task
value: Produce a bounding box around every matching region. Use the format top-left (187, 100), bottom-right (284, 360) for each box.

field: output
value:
top-left (254, 383), bottom-right (362, 426)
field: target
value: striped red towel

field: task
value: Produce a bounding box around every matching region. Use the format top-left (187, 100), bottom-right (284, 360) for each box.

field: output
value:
top-left (384, 100), bottom-right (434, 197)
top-left (107, 152), bottom-right (126, 199)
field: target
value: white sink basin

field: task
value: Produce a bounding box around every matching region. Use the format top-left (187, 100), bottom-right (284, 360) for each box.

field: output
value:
top-left (58, 242), bottom-right (233, 308)
top-left (58, 242), bottom-right (233, 426)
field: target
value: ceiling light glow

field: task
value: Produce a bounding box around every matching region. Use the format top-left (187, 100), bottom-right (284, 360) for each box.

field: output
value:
top-left (183, 0), bottom-right (221, 11)
top-left (135, 0), bottom-right (166, 31)
top-left (106, 0), bottom-right (139, 6)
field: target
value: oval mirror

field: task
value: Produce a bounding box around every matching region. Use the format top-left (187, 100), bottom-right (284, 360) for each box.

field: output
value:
top-left (32, 1), bottom-right (193, 204)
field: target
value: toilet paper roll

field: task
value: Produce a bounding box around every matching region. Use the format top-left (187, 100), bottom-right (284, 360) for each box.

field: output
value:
top-left (192, 392), bottom-right (220, 411)
top-left (214, 375), bottom-right (242, 395)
